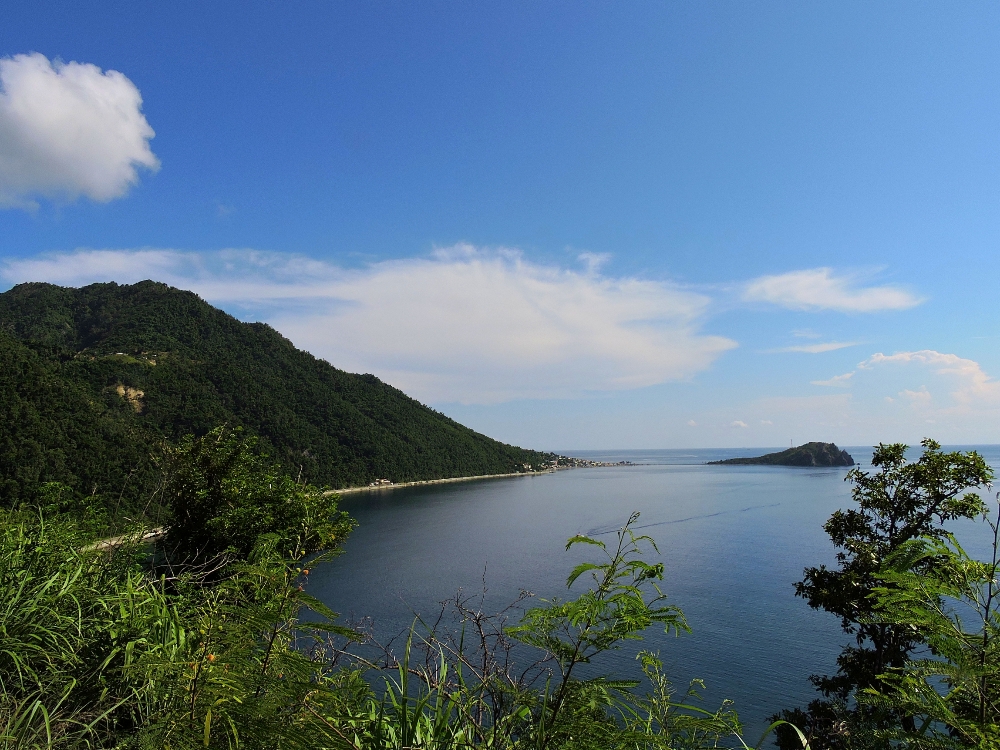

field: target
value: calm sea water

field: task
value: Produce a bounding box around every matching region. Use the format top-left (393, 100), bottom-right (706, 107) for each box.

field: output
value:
top-left (309, 445), bottom-right (1000, 739)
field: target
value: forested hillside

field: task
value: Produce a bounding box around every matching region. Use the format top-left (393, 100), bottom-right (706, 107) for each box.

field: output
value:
top-left (0, 281), bottom-right (552, 509)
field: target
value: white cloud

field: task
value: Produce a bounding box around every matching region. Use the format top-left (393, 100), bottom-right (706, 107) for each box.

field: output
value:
top-left (686, 420), bottom-right (697, 427)
top-left (0, 53), bottom-right (158, 208)
top-left (811, 372), bottom-right (854, 387)
top-left (690, 349), bottom-right (1000, 445)
top-left (1, 245), bottom-right (736, 404)
top-left (857, 350), bottom-right (1000, 406)
top-left (760, 419), bottom-right (773, 425)
top-left (731, 420), bottom-right (748, 428)
top-left (899, 386), bottom-right (932, 404)
top-left (743, 268), bottom-right (922, 312)
top-left (804, 349), bottom-right (1000, 430)
top-left (770, 341), bottom-right (857, 354)
top-left (577, 252), bottom-right (611, 274)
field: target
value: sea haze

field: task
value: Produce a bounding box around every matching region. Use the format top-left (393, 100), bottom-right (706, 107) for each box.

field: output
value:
top-left (310, 445), bottom-right (1000, 739)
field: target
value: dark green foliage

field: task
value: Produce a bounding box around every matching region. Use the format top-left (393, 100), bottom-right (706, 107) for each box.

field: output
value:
top-left (0, 330), bottom-right (158, 515)
top-left (129, 540), bottom-right (361, 750)
top-left (775, 440), bottom-right (993, 748)
top-left (859, 515), bottom-right (1000, 748)
top-left (0, 509), bottom-right (360, 750)
top-left (708, 443), bottom-right (854, 467)
top-left (0, 281), bottom-right (553, 516)
top-left (163, 426), bottom-right (355, 562)
top-left (0, 509), bottom-right (160, 745)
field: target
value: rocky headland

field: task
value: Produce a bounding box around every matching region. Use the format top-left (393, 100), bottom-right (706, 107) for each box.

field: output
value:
top-left (707, 442), bottom-right (855, 467)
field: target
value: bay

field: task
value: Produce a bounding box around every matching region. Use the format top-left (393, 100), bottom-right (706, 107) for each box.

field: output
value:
top-left (309, 445), bottom-right (1000, 740)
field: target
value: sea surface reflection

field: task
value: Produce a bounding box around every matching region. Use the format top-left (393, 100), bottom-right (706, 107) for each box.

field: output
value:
top-left (309, 445), bottom-right (1000, 739)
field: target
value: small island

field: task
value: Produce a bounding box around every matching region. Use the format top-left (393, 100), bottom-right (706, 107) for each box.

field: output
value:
top-left (708, 442), bottom-right (855, 467)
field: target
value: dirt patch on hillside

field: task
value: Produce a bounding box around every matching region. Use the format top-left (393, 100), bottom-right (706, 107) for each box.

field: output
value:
top-left (115, 384), bottom-right (146, 413)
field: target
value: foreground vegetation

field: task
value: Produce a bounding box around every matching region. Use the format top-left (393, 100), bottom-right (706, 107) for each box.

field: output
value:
top-left (774, 440), bottom-right (998, 748)
top-left (2, 433), bottom-right (999, 748)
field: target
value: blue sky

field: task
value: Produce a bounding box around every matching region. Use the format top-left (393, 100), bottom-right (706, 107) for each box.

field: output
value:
top-left (2, 2), bottom-right (999, 449)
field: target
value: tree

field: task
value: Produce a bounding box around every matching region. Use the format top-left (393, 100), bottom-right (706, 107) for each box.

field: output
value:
top-left (775, 440), bottom-right (993, 748)
top-left (162, 426), bottom-right (355, 563)
top-left (858, 500), bottom-right (1000, 747)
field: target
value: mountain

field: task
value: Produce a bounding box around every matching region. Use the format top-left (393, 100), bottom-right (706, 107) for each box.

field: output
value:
top-left (707, 442), bottom-right (855, 467)
top-left (0, 281), bottom-right (552, 509)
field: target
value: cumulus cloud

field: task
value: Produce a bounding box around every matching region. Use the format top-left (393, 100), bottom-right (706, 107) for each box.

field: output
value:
top-left (1, 245), bottom-right (736, 404)
top-left (899, 387), bottom-right (932, 404)
top-left (770, 341), bottom-right (857, 354)
top-left (812, 350), bottom-right (1000, 409)
top-left (856, 350), bottom-right (1000, 405)
top-left (0, 53), bottom-right (158, 207)
top-left (727, 350), bottom-right (1000, 443)
top-left (743, 268), bottom-right (922, 312)
top-left (691, 351), bottom-right (1000, 445)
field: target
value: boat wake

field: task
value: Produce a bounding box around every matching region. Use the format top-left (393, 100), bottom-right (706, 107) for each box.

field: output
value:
top-left (586, 502), bottom-right (782, 536)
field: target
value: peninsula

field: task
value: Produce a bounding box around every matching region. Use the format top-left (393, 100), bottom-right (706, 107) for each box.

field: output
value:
top-left (708, 442), bottom-right (855, 467)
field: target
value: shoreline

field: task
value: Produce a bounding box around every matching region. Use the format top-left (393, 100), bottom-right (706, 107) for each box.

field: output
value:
top-left (331, 468), bottom-right (560, 495)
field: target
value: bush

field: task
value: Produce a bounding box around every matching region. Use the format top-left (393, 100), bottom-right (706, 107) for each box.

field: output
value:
top-left (162, 426), bottom-right (355, 563)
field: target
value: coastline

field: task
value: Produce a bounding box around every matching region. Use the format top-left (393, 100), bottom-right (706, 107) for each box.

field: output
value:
top-left (331, 468), bottom-right (559, 495)
top-left (90, 471), bottom-right (568, 549)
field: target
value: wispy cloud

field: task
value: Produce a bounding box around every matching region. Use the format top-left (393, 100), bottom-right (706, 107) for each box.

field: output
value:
top-left (731, 420), bottom-right (748, 428)
top-left (1, 245), bottom-right (736, 404)
top-left (811, 372), bottom-right (854, 387)
top-left (0, 53), bottom-right (158, 208)
top-left (743, 268), bottom-right (922, 313)
top-left (577, 252), bottom-right (611, 274)
top-left (769, 341), bottom-right (857, 354)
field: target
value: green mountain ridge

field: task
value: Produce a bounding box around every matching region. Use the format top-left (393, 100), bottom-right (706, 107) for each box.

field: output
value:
top-left (0, 281), bottom-right (552, 509)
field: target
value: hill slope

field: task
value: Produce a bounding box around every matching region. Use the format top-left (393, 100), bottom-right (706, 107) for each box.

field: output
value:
top-left (0, 281), bottom-right (552, 507)
top-left (707, 442), bottom-right (855, 467)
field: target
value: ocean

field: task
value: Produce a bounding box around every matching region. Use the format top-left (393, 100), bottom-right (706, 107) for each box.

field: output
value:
top-left (308, 445), bottom-right (1000, 740)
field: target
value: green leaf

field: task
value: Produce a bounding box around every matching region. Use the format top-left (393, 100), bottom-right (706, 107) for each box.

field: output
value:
top-left (565, 534), bottom-right (605, 551)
